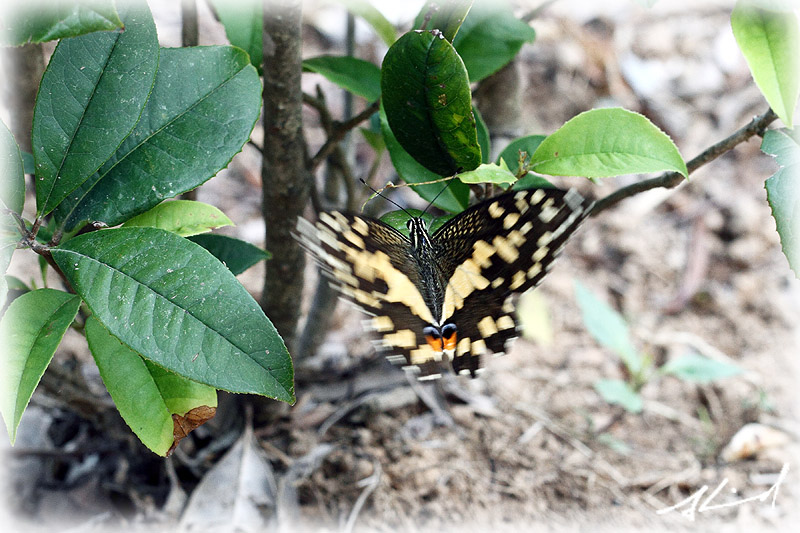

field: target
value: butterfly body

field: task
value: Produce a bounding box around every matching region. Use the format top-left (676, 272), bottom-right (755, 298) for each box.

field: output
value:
top-left (297, 187), bottom-right (592, 379)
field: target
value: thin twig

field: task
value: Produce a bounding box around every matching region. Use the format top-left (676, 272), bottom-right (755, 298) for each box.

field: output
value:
top-left (342, 458), bottom-right (382, 533)
top-left (309, 100), bottom-right (380, 172)
top-left (590, 107), bottom-right (778, 216)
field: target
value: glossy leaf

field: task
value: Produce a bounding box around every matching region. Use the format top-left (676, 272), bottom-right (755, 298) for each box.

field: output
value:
top-left (457, 163), bottom-right (517, 186)
top-left (208, 0), bottom-right (264, 74)
top-left (452, 2), bottom-right (536, 82)
top-left (337, 0), bottom-right (396, 45)
top-left (531, 108), bottom-right (688, 178)
top-left (55, 46), bottom-right (261, 232)
top-left (574, 280), bottom-right (642, 376)
top-left (414, 0), bottom-right (473, 42)
top-left (188, 234), bottom-right (271, 276)
top-left (303, 56), bottom-right (381, 101)
top-left (762, 128), bottom-right (800, 276)
top-left (3, 0), bottom-right (122, 46)
top-left (381, 30), bottom-right (481, 176)
top-left (661, 353), bottom-right (742, 384)
top-left (122, 200), bottom-right (234, 237)
top-left (33, 3), bottom-right (158, 216)
top-left (594, 379), bottom-right (643, 413)
top-left (86, 316), bottom-right (217, 455)
top-left (379, 105), bottom-right (469, 213)
top-left (0, 289), bottom-right (81, 444)
top-left (1, 120), bottom-right (25, 216)
top-left (498, 134), bottom-right (546, 175)
top-left (731, 2), bottom-right (800, 126)
top-left (51, 227), bottom-right (294, 402)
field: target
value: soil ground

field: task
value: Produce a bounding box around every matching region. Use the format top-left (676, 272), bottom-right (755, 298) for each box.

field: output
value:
top-left (2, 1), bottom-right (799, 532)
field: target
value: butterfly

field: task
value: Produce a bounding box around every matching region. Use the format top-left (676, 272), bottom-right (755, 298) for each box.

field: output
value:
top-left (296, 187), bottom-right (592, 379)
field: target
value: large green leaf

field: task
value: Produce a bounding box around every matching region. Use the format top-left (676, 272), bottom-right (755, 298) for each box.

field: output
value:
top-left (187, 234), bottom-right (270, 276)
top-left (54, 46), bottom-right (261, 232)
top-left (452, 1), bottom-right (536, 82)
top-left (207, 0), bottom-right (263, 74)
top-left (731, 2), bottom-right (800, 126)
top-left (86, 316), bottom-right (217, 456)
top-left (0, 289), bottom-right (81, 444)
top-left (303, 56), bottom-right (381, 101)
top-left (2, 0), bottom-right (122, 46)
top-left (51, 227), bottom-right (294, 402)
top-left (121, 200), bottom-right (233, 237)
top-left (531, 108), bottom-right (688, 178)
top-left (379, 104), bottom-right (469, 213)
top-left (32, 2), bottom-right (158, 216)
top-left (762, 128), bottom-right (800, 277)
top-left (414, 0), bottom-right (473, 42)
top-left (574, 280), bottom-right (642, 376)
top-left (381, 30), bottom-right (481, 176)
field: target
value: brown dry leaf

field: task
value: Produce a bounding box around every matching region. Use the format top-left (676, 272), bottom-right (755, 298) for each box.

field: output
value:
top-left (169, 405), bottom-right (217, 456)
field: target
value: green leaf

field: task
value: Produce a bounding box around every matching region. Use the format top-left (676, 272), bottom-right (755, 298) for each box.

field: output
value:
top-left (0, 289), bottom-right (81, 444)
top-left (379, 209), bottom-right (433, 237)
top-left (731, 2), bottom-right (800, 126)
top-left (303, 56), bottom-right (381, 101)
top-left (498, 134), bottom-right (546, 175)
top-left (0, 236), bottom-right (17, 309)
top-left (54, 46), bottom-right (262, 232)
top-left (379, 104), bottom-right (469, 213)
top-left (1, 120), bottom-right (25, 216)
top-left (359, 127), bottom-right (386, 154)
top-left (457, 163), bottom-right (517, 186)
top-left (337, 0), bottom-right (396, 45)
top-left (761, 128), bottom-right (800, 276)
top-left (531, 108), bottom-right (688, 178)
top-left (594, 379), bottom-right (643, 413)
top-left (50, 227), bottom-right (294, 402)
top-left (381, 30), bottom-right (481, 176)
top-left (414, 0), bottom-right (473, 42)
top-left (86, 316), bottom-right (216, 455)
top-left (32, 3), bottom-right (159, 216)
top-left (20, 151), bottom-right (35, 175)
top-left (473, 105), bottom-right (491, 164)
top-left (452, 2), bottom-right (536, 82)
top-left (2, 0), bottom-right (122, 46)
top-left (429, 214), bottom-right (454, 234)
top-left (207, 0), bottom-right (264, 75)
top-left (661, 352), bottom-right (743, 384)
top-left (512, 173), bottom-right (555, 191)
top-left (187, 234), bottom-right (271, 276)
top-left (574, 280), bottom-right (642, 375)
top-left (121, 200), bottom-right (234, 237)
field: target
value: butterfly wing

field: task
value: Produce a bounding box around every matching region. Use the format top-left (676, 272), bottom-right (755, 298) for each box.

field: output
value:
top-left (432, 188), bottom-right (593, 376)
top-left (295, 213), bottom-right (445, 377)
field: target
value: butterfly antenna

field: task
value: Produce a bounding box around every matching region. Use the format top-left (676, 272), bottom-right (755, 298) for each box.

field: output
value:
top-left (359, 178), bottom-right (414, 218)
top-left (421, 175), bottom-right (457, 217)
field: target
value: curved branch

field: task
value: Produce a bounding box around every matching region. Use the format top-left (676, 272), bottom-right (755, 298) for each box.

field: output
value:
top-left (590, 107), bottom-right (778, 216)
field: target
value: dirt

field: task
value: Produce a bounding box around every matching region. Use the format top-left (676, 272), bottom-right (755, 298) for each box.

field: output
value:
top-left (2, 2), bottom-right (799, 532)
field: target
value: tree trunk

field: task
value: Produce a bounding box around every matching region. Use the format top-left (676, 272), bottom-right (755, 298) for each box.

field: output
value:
top-left (261, 0), bottom-right (309, 349)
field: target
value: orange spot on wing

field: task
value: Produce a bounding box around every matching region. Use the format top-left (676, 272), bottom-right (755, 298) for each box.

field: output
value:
top-left (425, 334), bottom-right (443, 352)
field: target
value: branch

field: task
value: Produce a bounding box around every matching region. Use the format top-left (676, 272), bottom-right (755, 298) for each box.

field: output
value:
top-left (308, 100), bottom-right (380, 172)
top-left (590, 107), bottom-right (778, 216)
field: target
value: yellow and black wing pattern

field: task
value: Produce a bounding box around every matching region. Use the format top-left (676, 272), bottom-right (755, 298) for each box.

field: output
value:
top-left (296, 187), bottom-right (592, 379)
